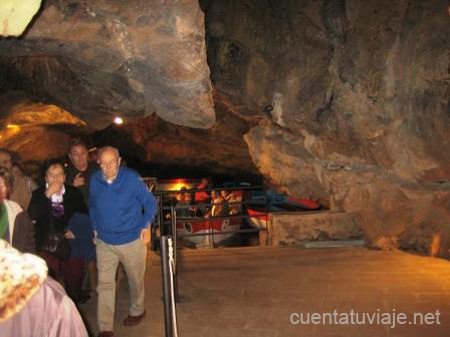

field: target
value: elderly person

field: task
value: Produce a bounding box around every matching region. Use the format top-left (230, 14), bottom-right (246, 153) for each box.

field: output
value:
top-left (0, 149), bottom-right (37, 210)
top-left (0, 166), bottom-right (35, 253)
top-left (28, 160), bottom-right (89, 303)
top-left (90, 146), bottom-right (157, 337)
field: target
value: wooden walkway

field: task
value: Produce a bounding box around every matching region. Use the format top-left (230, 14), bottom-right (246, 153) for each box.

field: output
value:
top-left (78, 247), bottom-right (450, 337)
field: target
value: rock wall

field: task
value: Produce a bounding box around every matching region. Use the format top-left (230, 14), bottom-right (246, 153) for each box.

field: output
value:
top-left (0, 0), bottom-right (214, 129)
top-left (202, 0), bottom-right (450, 255)
top-left (0, 91), bottom-right (84, 180)
top-left (268, 211), bottom-right (362, 247)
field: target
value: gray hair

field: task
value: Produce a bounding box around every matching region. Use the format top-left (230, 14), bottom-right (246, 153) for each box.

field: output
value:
top-left (98, 146), bottom-right (120, 159)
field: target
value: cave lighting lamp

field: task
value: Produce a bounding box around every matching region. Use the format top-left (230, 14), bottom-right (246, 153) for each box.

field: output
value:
top-left (168, 182), bottom-right (194, 191)
top-left (114, 116), bottom-right (124, 125)
top-left (6, 124), bottom-right (20, 130)
top-left (174, 183), bottom-right (186, 191)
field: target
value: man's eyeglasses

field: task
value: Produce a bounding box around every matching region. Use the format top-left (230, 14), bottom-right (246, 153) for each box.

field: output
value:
top-left (100, 161), bottom-right (118, 169)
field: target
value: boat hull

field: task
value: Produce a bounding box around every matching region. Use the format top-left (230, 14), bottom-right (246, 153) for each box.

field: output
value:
top-left (176, 217), bottom-right (241, 246)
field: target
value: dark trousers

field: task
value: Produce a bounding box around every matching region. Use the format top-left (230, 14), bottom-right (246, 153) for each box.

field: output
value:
top-left (40, 251), bottom-right (85, 302)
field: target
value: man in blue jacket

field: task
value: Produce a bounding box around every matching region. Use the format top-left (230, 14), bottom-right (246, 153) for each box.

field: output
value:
top-left (89, 146), bottom-right (157, 337)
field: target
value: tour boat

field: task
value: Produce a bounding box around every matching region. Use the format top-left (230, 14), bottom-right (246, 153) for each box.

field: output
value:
top-left (176, 216), bottom-right (242, 247)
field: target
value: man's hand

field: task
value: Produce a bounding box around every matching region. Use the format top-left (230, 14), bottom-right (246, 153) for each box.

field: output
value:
top-left (140, 227), bottom-right (151, 245)
top-left (73, 172), bottom-right (85, 187)
top-left (64, 230), bottom-right (76, 240)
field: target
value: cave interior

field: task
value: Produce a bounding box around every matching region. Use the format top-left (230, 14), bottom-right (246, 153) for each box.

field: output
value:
top-left (1, 0), bottom-right (450, 256)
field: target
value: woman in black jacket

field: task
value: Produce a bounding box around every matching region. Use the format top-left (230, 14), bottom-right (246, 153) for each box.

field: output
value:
top-left (28, 160), bottom-right (88, 303)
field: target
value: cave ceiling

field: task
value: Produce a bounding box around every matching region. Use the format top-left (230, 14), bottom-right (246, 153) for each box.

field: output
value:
top-left (0, 0), bottom-right (215, 129)
top-left (1, 0), bottom-right (450, 254)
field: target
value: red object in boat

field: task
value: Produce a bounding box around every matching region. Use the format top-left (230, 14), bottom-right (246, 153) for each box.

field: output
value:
top-left (247, 208), bottom-right (268, 219)
top-left (287, 197), bottom-right (320, 210)
top-left (246, 209), bottom-right (269, 229)
top-left (246, 197), bottom-right (320, 229)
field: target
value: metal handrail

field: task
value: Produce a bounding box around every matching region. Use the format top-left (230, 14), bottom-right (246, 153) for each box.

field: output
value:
top-left (177, 228), bottom-right (261, 239)
top-left (161, 199), bottom-right (269, 211)
top-left (153, 185), bottom-right (265, 196)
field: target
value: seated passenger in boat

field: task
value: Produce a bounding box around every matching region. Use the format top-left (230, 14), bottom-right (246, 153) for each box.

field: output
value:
top-left (221, 190), bottom-right (242, 215)
top-left (194, 178), bottom-right (210, 216)
top-left (176, 189), bottom-right (196, 218)
top-left (194, 178), bottom-right (210, 203)
top-left (175, 187), bottom-right (190, 218)
top-left (205, 190), bottom-right (229, 218)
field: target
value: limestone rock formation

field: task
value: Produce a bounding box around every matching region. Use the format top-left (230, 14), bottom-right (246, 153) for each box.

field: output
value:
top-left (203, 0), bottom-right (450, 255)
top-left (0, 0), bottom-right (214, 129)
top-left (0, 92), bottom-right (79, 177)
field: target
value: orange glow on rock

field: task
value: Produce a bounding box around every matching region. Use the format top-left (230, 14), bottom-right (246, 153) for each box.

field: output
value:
top-left (430, 234), bottom-right (441, 257)
top-left (6, 124), bottom-right (20, 130)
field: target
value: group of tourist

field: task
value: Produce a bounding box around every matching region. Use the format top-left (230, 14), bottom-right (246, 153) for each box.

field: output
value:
top-left (175, 178), bottom-right (242, 218)
top-left (0, 142), bottom-right (158, 337)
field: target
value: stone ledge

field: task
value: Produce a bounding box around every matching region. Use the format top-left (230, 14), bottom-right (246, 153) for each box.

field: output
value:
top-left (268, 211), bottom-right (362, 247)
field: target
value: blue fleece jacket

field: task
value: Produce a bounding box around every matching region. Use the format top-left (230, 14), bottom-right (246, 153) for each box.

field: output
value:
top-left (89, 167), bottom-right (157, 245)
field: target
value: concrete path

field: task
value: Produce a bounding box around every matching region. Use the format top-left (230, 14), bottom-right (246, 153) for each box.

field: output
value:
top-left (78, 247), bottom-right (450, 337)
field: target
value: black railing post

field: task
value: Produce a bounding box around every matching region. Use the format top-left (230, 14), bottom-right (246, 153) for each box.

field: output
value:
top-left (158, 195), bottom-right (165, 235)
top-left (170, 205), bottom-right (178, 301)
top-left (161, 236), bottom-right (173, 337)
top-left (151, 195), bottom-right (162, 251)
